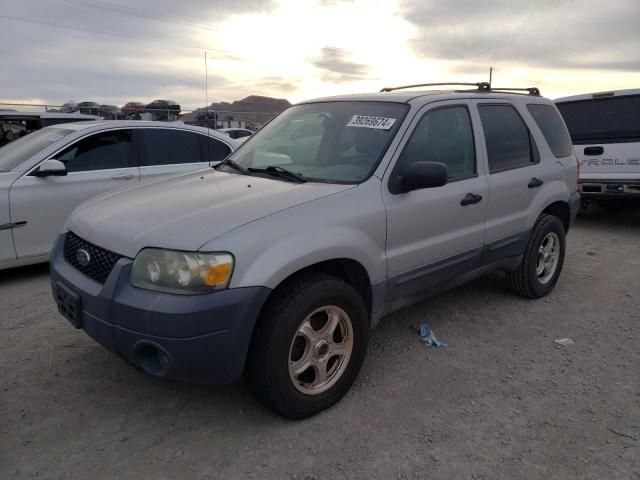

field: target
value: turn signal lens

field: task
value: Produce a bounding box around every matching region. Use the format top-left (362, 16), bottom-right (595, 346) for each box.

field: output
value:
top-left (204, 263), bottom-right (232, 286)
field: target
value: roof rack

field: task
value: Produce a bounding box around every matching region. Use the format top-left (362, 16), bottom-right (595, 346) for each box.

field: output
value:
top-left (380, 82), bottom-right (490, 93)
top-left (379, 82), bottom-right (540, 96)
top-left (489, 87), bottom-right (541, 96)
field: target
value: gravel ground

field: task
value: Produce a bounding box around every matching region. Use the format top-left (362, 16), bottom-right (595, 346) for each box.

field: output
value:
top-left (1, 205), bottom-right (639, 480)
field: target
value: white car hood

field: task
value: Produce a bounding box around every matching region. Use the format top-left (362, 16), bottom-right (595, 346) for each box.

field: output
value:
top-left (68, 169), bottom-right (353, 258)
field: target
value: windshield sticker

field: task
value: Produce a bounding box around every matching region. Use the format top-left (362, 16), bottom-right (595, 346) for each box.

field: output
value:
top-left (346, 115), bottom-right (397, 130)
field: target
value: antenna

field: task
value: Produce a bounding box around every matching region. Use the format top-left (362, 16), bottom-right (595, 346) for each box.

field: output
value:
top-left (489, 66), bottom-right (493, 88)
top-left (204, 50), bottom-right (212, 165)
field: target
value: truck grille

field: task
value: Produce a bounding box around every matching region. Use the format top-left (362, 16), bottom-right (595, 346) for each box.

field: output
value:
top-left (63, 232), bottom-right (123, 284)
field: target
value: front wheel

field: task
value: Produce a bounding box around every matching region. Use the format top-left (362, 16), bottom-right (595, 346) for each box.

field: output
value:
top-left (507, 214), bottom-right (566, 298)
top-left (244, 273), bottom-right (369, 419)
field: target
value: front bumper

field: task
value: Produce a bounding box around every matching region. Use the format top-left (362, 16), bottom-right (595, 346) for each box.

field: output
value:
top-left (49, 233), bottom-right (271, 384)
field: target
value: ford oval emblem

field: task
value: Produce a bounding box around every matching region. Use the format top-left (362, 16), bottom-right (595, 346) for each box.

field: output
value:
top-left (76, 249), bottom-right (91, 266)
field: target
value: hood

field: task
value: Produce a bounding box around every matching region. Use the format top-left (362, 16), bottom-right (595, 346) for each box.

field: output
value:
top-left (68, 169), bottom-right (354, 258)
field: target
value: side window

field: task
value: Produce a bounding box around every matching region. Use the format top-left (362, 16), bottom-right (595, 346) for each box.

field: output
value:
top-left (139, 129), bottom-right (202, 166)
top-left (526, 104), bottom-right (573, 158)
top-left (395, 106), bottom-right (476, 180)
top-left (55, 130), bottom-right (133, 172)
top-left (201, 136), bottom-right (232, 162)
top-left (478, 105), bottom-right (537, 173)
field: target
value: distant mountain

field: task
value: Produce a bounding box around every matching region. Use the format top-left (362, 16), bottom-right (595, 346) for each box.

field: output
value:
top-left (185, 95), bottom-right (291, 126)
top-left (208, 95), bottom-right (291, 114)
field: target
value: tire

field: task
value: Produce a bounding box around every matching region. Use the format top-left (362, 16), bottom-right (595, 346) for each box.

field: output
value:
top-left (507, 214), bottom-right (566, 299)
top-left (244, 272), bottom-right (369, 419)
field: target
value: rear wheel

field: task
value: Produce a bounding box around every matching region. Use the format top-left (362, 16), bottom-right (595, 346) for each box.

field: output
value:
top-left (245, 273), bottom-right (369, 419)
top-left (507, 214), bottom-right (566, 298)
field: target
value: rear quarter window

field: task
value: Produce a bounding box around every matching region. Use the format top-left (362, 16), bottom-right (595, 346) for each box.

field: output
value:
top-left (202, 136), bottom-right (232, 162)
top-left (526, 104), bottom-right (573, 158)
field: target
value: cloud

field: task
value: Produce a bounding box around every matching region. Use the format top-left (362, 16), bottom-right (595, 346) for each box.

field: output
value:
top-left (254, 77), bottom-right (301, 92)
top-left (316, 0), bottom-right (354, 5)
top-left (0, 0), bottom-right (277, 108)
top-left (312, 47), bottom-right (370, 81)
top-left (401, 0), bottom-right (640, 72)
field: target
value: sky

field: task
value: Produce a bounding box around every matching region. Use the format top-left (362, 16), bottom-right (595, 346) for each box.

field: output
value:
top-left (1, 0), bottom-right (639, 111)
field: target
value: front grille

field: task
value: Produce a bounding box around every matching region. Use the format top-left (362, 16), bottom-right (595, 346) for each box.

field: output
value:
top-left (63, 231), bottom-right (123, 283)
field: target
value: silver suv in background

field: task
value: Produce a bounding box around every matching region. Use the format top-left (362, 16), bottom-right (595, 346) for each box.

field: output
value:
top-left (556, 89), bottom-right (640, 208)
top-left (50, 82), bottom-right (580, 419)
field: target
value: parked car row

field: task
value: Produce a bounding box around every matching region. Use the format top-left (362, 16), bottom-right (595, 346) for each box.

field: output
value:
top-left (60, 99), bottom-right (181, 120)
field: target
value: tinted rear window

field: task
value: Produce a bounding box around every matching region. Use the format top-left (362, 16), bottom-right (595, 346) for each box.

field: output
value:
top-left (527, 104), bottom-right (573, 158)
top-left (556, 95), bottom-right (640, 144)
top-left (140, 129), bottom-right (202, 166)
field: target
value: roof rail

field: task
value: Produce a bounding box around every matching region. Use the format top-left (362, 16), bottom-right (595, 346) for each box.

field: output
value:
top-left (379, 82), bottom-right (541, 96)
top-left (380, 82), bottom-right (490, 93)
top-left (485, 87), bottom-right (541, 96)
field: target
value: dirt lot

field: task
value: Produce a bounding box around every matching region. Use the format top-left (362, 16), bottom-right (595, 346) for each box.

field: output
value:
top-left (1, 205), bottom-right (639, 480)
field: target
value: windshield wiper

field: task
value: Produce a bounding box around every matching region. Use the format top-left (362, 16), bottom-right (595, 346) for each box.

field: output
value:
top-left (248, 165), bottom-right (308, 183)
top-left (216, 158), bottom-right (250, 175)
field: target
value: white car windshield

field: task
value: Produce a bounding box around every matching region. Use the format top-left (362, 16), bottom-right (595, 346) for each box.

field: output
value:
top-left (221, 101), bottom-right (408, 183)
top-left (0, 127), bottom-right (73, 172)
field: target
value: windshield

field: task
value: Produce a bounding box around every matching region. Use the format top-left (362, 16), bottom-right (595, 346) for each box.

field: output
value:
top-left (221, 101), bottom-right (408, 183)
top-left (557, 95), bottom-right (640, 143)
top-left (0, 127), bottom-right (74, 172)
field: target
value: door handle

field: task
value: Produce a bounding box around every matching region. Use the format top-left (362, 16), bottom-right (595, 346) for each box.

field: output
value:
top-left (111, 173), bottom-right (134, 180)
top-left (584, 146), bottom-right (603, 156)
top-left (0, 221), bottom-right (27, 231)
top-left (528, 177), bottom-right (544, 188)
top-left (460, 193), bottom-right (483, 206)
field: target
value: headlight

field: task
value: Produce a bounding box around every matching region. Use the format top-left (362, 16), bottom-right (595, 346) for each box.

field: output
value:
top-left (131, 249), bottom-right (234, 294)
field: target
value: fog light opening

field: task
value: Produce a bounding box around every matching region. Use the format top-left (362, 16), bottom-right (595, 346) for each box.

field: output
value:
top-left (134, 343), bottom-right (171, 377)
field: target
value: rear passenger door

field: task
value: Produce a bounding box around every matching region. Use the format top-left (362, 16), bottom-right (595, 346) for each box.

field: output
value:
top-left (138, 128), bottom-right (231, 183)
top-left (474, 101), bottom-right (562, 257)
top-left (382, 101), bottom-right (488, 303)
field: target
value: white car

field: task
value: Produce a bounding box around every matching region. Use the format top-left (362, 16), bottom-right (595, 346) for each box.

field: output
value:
top-left (0, 121), bottom-right (239, 270)
top-left (217, 128), bottom-right (254, 140)
top-left (555, 89), bottom-right (640, 207)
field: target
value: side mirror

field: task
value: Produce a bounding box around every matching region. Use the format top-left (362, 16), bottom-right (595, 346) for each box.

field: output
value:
top-left (401, 161), bottom-right (448, 192)
top-left (33, 159), bottom-right (67, 177)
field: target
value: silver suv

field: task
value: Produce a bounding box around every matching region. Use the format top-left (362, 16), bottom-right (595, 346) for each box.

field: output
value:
top-left (50, 82), bottom-right (580, 419)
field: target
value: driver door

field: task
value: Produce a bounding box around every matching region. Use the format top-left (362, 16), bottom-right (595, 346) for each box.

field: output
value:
top-left (9, 128), bottom-right (139, 259)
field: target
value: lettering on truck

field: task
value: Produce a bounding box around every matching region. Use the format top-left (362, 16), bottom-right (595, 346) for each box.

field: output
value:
top-left (580, 158), bottom-right (640, 166)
